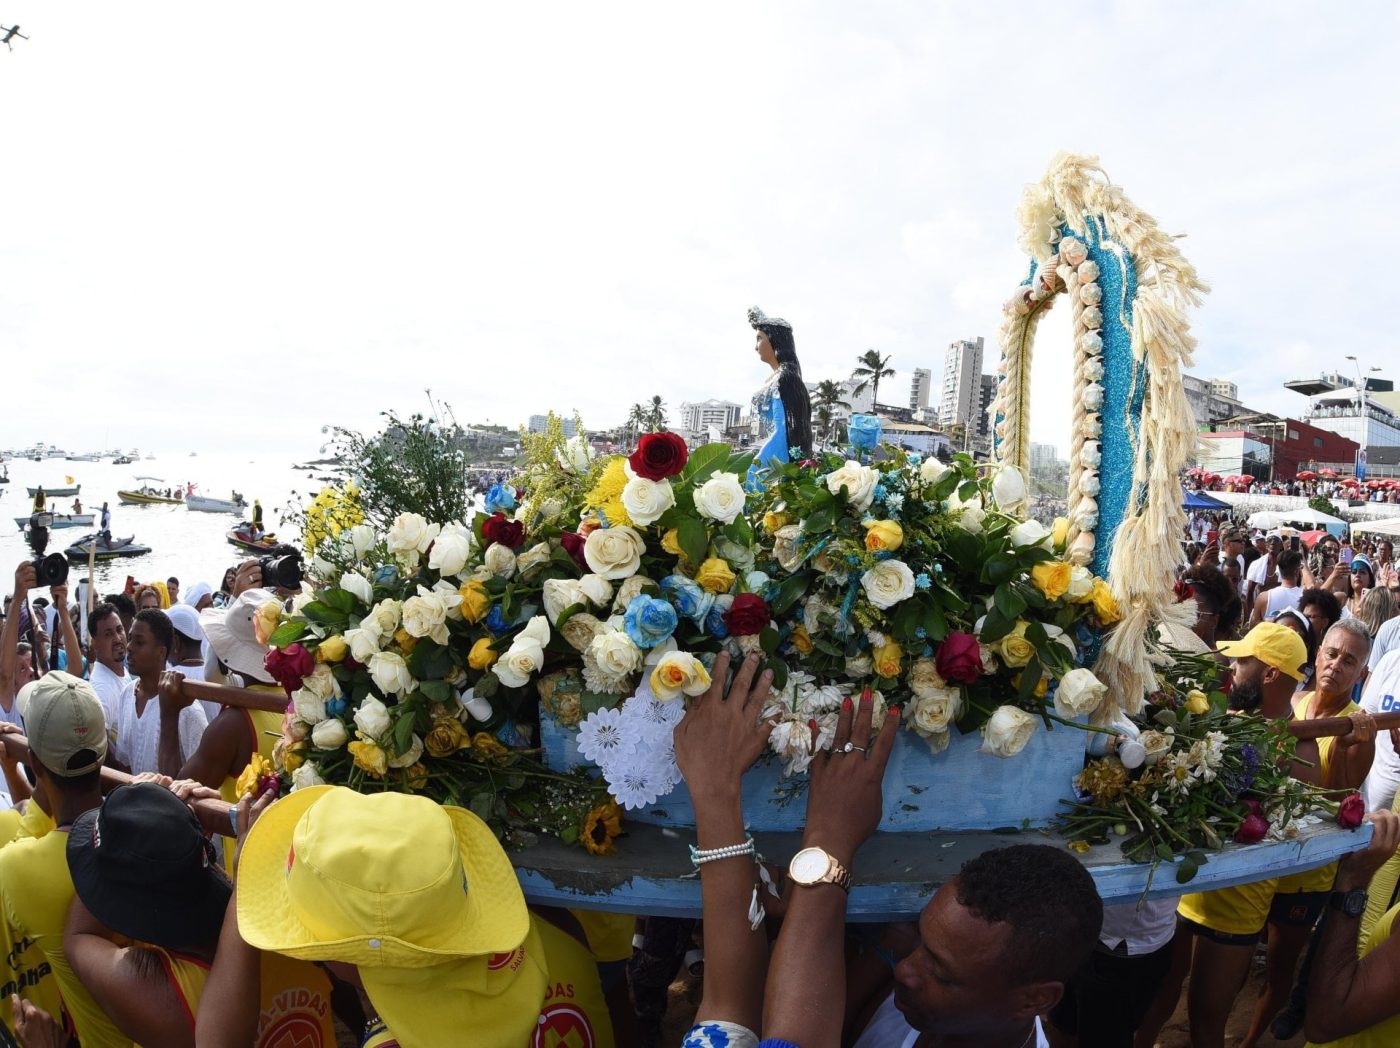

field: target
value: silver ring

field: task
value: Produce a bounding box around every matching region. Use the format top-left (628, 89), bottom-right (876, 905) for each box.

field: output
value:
top-left (841, 742), bottom-right (854, 753)
top-left (851, 745), bottom-right (867, 754)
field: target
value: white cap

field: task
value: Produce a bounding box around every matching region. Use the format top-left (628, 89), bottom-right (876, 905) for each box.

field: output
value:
top-left (165, 604), bottom-right (205, 643)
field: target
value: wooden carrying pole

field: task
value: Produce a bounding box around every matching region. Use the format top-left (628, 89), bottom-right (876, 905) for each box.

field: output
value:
top-left (173, 678), bottom-right (289, 715)
top-left (0, 732), bottom-right (235, 836)
top-left (1287, 710), bottom-right (1400, 742)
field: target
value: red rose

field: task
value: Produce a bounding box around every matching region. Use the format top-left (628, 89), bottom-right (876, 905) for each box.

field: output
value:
top-left (935, 632), bottom-right (983, 685)
top-left (628, 432), bottom-right (689, 480)
top-left (264, 643), bottom-right (313, 695)
top-left (1233, 813), bottom-right (1269, 844)
top-left (723, 593), bottom-right (770, 636)
top-left (559, 531), bottom-right (589, 570)
top-left (1338, 793), bottom-right (1365, 829)
top-left (482, 513), bottom-right (525, 550)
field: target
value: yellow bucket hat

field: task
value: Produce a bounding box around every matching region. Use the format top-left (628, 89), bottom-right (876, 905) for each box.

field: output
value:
top-left (237, 786), bottom-right (529, 967)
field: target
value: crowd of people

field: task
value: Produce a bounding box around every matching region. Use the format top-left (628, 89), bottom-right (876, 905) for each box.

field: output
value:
top-left (0, 521), bottom-right (1398, 1047)
top-left (1185, 476), bottom-right (1400, 505)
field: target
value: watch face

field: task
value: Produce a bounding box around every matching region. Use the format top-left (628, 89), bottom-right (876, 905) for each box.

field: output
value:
top-left (1345, 891), bottom-right (1368, 917)
top-left (790, 847), bottom-right (830, 884)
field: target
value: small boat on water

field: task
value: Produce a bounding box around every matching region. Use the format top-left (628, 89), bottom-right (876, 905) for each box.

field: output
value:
top-left (187, 494), bottom-right (247, 514)
top-left (14, 513), bottom-right (95, 531)
top-left (227, 526), bottom-right (279, 552)
top-left (65, 453), bottom-right (101, 462)
top-left (27, 485), bottom-right (81, 498)
top-left (64, 533), bottom-right (151, 561)
top-left (118, 489), bottom-right (183, 505)
top-left (112, 454), bottom-right (134, 465)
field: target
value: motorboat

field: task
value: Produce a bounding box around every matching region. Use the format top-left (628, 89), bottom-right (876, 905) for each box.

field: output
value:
top-left (27, 485), bottom-right (81, 498)
top-left (14, 513), bottom-right (95, 531)
top-left (227, 525), bottom-right (280, 552)
top-left (64, 533), bottom-right (151, 560)
top-left (112, 454), bottom-right (135, 465)
top-left (187, 493), bottom-right (247, 514)
top-left (118, 488), bottom-right (183, 505)
top-left (65, 452), bottom-right (101, 462)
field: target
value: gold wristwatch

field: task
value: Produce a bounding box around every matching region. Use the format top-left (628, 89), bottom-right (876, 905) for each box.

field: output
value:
top-left (788, 846), bottom-right (852, 892)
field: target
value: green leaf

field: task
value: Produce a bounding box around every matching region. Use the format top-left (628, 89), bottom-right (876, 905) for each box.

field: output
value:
top-left (1155, 843), bottom-right (1176, 862)
top-left (723, 515), bottom-right (754, 546)
top-left (417, 679), bottom-right (453, 703)
top-left (980, 608), bottom-right (1014, 644)
top-left (993, 584), bottom-right (1026, 621)
top-left (759, 627), bottom-right (781, 655)
top-left (553, 602), bottom-right (588, 632)
top-left (501, 584), bottom-right (519, 623)
top-left (1175, 858), bottom-right (1200, 884)
top-left (982, 554), bottom-right (1017, 586)
top-left (803, 507), bottom-right (835, 535)
top-left (770, 572), bottom-right (812, 615)
top-left (922, 603), bottom-right (948, 642)
top-left (268, 620), bottom-right (309, 649)
top-left (681, 442), bottom-right (732, 484)
top-left (767, 658), bottom-right (789, 691)
top-left (474, 672), bottom-right (500, 699)
top-left (301, 601), bottom-right (347, 627)
top-left (725, 452), bottom-right (755, 478)
top-left (678, 516), bottom-right (709, 566)
top-left (322, 587), bottom-right (357, 614)
top-left (393, 710), bottom-right (418, 756)
top-left (1017, 656), bottom-right (1043, 699)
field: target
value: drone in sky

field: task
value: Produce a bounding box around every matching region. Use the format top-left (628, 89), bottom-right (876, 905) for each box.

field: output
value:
top-left (2, 24), bottom-right (28, 50)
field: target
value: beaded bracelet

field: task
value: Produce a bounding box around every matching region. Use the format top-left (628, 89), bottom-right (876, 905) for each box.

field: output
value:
top-left (689, 837), bottom-right (756, 866)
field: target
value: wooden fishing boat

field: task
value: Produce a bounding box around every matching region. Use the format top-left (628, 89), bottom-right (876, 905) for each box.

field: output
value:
top-left (118, 489), bottom-right (183, 505)
top-left (26, 485), bottom-right (80, 498)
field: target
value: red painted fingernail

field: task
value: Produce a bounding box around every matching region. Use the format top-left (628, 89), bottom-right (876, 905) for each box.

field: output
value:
top-left (888, 706), bottom-right (901, 718)
top-left (808, 719), bottom-right (818, 733)
top-left (860, 686), bottom-right (872, 704)
top-left (842, 696), bottom-right (853, 712)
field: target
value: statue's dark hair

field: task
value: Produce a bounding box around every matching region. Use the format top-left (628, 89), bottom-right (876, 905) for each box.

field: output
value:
top-left (759, 323), bottom-right (812, 459)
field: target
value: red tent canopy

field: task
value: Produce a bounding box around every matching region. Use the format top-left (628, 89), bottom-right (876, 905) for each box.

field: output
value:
top-left (1296, 470), bottom-right (1317, 481)
top-left (1319, 468), bottom-right (1340, 478)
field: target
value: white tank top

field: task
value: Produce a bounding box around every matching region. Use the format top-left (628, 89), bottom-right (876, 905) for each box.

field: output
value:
top-left (1265, 584), bottom-right (1302, 620)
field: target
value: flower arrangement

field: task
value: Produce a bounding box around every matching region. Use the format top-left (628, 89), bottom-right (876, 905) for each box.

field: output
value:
top-left (748, 444), bottom-right (1122, 771)
top-left (1057, 651), bottom-right (1337, 884)
top-left (298, 483), bottom-right (366, 559)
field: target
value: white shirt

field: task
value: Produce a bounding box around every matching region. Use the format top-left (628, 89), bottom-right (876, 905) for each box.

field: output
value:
top-left (1371, 616), bottom-right (1400, 674)
top-left (168, 660), bottom-right (219, 723)
top-left (1246, 555), bottom-right (1277, 588)
top-left (1098, 898), bottom-right (1178, 955)
top-left (110, 676), bottom-right (208, 775)
top-left (1361, 650), bottom-right (1400, 812)
top-left (88, 661), bottom-right (129, 736)
top-left (853, 992), bottom-right (1048, 1048)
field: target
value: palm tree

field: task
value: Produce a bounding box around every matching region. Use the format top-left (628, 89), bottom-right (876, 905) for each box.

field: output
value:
top-left (811, 379), bottom-right (850, 447)
top-left (626, 404), bottom-right (648, 445)
top-left (645, 394), bottom-right (668, 433)
top-left (850, 350), bottom-right (895, 410)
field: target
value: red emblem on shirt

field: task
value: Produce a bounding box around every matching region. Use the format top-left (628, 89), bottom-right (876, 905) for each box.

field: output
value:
top-left (532, 1003), bottom-right (595, 1048)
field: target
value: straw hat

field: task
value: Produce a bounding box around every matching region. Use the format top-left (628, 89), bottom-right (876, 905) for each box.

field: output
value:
top-left (200, 588), bottom-right (276, 681)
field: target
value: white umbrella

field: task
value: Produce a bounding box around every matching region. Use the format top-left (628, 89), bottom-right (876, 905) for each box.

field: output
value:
top-left (1353, 517), bottom-right (1400, 537)
top-left (1248, 506), bottom-right (1347, 529)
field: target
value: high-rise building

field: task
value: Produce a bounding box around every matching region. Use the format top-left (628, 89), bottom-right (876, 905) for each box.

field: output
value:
top-left (910, 368), bottom-right (932, 412)
top-left (939, 337), bottom-right (985, 430)
top-left (679, 399), bottom-right (742, 434)
top-left (977, 373), bottom-right (997, 439)
top-left (1030, 442), bottom-right (1060, 470)
top-left (1209, 378), bottom-right (1239, 401)
top-left (527, 414), bottom-right (578, 437)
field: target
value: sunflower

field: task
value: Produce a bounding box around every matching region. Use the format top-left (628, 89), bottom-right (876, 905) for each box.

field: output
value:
top-left (581, 801), bottom-right (623, 856)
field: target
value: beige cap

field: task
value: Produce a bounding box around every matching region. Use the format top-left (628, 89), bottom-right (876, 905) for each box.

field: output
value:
top-left (16, 671), bottom-right (108, 775)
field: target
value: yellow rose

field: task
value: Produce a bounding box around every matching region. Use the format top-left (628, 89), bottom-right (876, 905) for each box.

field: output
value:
top-left (235, 753), bottom-right (274, 799)
top-left (316, 634), bottom-right (347, 663)
top-left (425, 717), bottom-right (471, 758)
top-left (403, 762), bottom-right (428, 791)
top-left (873, 641), bottom-right (903, 679)
top-left (1051, 516), bottom-right (1070, 548)
top-left (1185, 689), bottom-right (1210, 715)
top-left (471, 732), bottom-right (510, 765)
top-left (468, 637), bottom-right (499, 670)
top-left (649, 651), bottom-right (712, 700)
top-left (274, 737), bottom-right (307, 773)
top-left (791, 624), bottom-right (814, 655)
top-left (695, 557), bottom-right (736, 594)
top-left (458, 581), bottom-right (491, 624)
top-left (393, 628), bottom-right (418, 654)
top-left (661, 528), bottom-right (684, 556)
top-left (348, 740), bottom-right (387, 778)
top-left (253, 599), bottom-right (283, 646)
top-left (997, 622), bottom-right (1036, 669)
top-left (762, 510), bottom-right (793, 534)
top-left (1031, 561), bottom-right (1072, 601)
top-left (1090, 579), bottom-right (1121, 625)
top-left (864, 519), bottom-right (904, 553)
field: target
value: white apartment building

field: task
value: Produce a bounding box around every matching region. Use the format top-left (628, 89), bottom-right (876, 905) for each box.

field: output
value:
top-left (939, 337), bottom-right (984, 430)
top-left (679, 399), bottom-right (742, 434)
top-left (910, 368), bottom-right (932, 412)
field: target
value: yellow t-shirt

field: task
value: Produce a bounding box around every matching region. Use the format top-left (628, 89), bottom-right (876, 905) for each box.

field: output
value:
top-left (217, 706), bottom-right (286, 868)
top-left (149, 944), bottom-right (336, 1047)
top-left (0, 804), bottom-right (66, 1040)
top-left (0, 817), bottom-right (134, 1047)
top-left (1306, 902), bottom-right (1400, 1048)
top-left (570, 909), bottom-right (635, 964)
top-left (1275, 695), bottom-right (1363, 895)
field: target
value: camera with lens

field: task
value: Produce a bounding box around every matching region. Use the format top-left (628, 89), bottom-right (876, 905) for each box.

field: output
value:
top-left (33, 553), bottom-right (69, 588)
top-left (258, 550), bottom-right (304, 590)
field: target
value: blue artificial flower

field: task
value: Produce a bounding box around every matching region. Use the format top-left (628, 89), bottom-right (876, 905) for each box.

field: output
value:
top-left (661, 574), bottom-right (716, 625)
top-left (705, 599), bottom-right (731, 639)
top-left (907, 452), bottom-right (923, 465)
top-left (885, 492), bottom-right (905, 513)
top-left (483, 482), bottom-right (517, 515)
top-left (789, 446), bottom-right (805, 459)
top-left (624, 595), bottom-right (680, 649)
top-left (373, 565), bottom-right (399, 588)
top-left (326, 697), bottom-right (348, 718)
top-left (873, 484), bottom-right (889, 504)
top-left (915, 572), bottom-right (931, 590)
top-left (484, 605), bottom-right (511, 635)
top-left (848, 414), bottom-right (883, 450)
top-left (914, 626), bottom-right (928, 639)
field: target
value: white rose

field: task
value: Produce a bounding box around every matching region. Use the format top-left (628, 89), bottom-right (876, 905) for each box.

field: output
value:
top-left (300, 663), bottom-right (341, 703)
top-left (291, 762), bottom-right (327, 791)
top-left (369, 651), bottom-right (414, 697)
top-left (991, 466), bottom-right (1027, 512)
top-left (310, 718), bottom-right (348, 749)
top-left (861, 560), bottom-right (916, 610)
top-left (589, 630), bottom-right (643, 679)
top-left (1067, 565), bottom-right (1094, 600)
top-left (495, 616), bottom-right (549, 688)
top-left (1009, 520), bottom-right (1051, 548)
top-left (919, 457), bottom-right (950, 485)
top-left (285, 718), bottom-right (310, 743)
top-left (402, 588), bottom-right (453, 645)
top-left (621, 471), bottom-right (676, 526)
top-left (957, 501), bottom-right (986, 534)
top-left (483, 542), bottom-right (517, 579)
top-left (354, 696), bottom-right (392, 739)
top-left (584, 526), bottom-right (645, 580)
top-left (292, 688), bottom-right (327, 725)
top-left (577, 574), bottom-right (613, 608)
top-left (845, 655), bottom-right (873, 678)
top-left (773, 524), bottom-right (804, 572)
top-left (387, 734), bottom-right (423, 769)
top-left (542, 578), bottom-right (584, 624)
top-left (1139, 730), bottom-right (1174, 767)
top-left (556, 434), bottom-right (595, 473)
top-left (428, 522), bottom-right (473, 577)
top-left (979, 705), bottom-right (1038, 758)
top-left (388, 512), bottom-right (440, 556)
top-left (515, 542), bottom-right (552, 580)
top-left (694, 472), bottom-right (746, 524)
top-left (1055, 668), bottom-right (1108, 718)
top-left (339, 571), bottom-right (373, 606)
top-left (349, 524), bottom-right (377, 559)
top-left (344, 627), bottom-right (381, 663)
top-left (908, 658), bottom-right (948, 699)
top-left (612, 575), bottom-right (654, 612)
top-left (717, 538), bottom-right (754, 572)
top-left (910, 689), bottom-right (961, 735)
top-left (1043, 623), bottom-right (1077, 661)
top-left (366, 599), bottom-right (402, 640)
top-left (825, 461), bottom-right (879, 512)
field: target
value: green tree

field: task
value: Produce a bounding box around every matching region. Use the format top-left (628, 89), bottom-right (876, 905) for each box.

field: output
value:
top-left (811, 379), bottom-right (851, 447)
top-left (850, 349), bottom-right (895, 409)
top-left (626, 403), bottom-right (648, 445)
top-left (644, 394), bottom-right (668, 433)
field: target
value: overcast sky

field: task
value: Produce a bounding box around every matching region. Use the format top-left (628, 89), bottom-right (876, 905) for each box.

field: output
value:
top-left (4, 2), bottom-right (1398, 460)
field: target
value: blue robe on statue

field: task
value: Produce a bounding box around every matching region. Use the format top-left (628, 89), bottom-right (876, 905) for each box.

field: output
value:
top-left (747, 371), bottom-right (789, 491)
